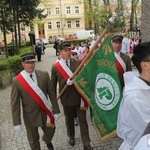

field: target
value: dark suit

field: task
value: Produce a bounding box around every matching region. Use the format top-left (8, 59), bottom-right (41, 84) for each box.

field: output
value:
top-left (11, 70), bottom-right (60, 150)
top-left (51, 58), bottom-right (91, 147)
top-left (119, 52), bottom-right (132, 88)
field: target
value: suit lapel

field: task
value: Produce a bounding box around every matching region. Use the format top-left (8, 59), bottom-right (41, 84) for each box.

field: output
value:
top-left (70, 58), bottom-right (76, 72)
top-left (35, 70), bottom-right (42, 87)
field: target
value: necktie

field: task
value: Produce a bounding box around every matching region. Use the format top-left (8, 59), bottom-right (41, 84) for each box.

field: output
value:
top-left (30, 74), bottom-right (34, 81)
top-left (66, 60), bottom-right (69, 68)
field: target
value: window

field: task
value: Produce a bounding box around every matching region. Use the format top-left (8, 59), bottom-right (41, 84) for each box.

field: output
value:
top-left (48, 22), bottom-right (52, 29)
top-left (47, 8), bottom-right (51, 16)
top-left (75, 6), bottom-right (79, 13)
top-left (56, 22), bottom-right (60, 29)
top-left (67, 21), bottom-right (71, 28)
top-left (55, 7), bottom-right (60, 15)
top-left (76, 20), bottom-right (80, 27)
top-left (66, 7), bottom-right (71, 14)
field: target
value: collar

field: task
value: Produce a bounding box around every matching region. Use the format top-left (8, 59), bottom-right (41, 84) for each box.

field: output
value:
top-left (24, 70), bottom-right (37, 84)
top-left (139, 77), bottom-right (150, 86)
top-left (24, 70), bottom-right (36, 76)
top-left (117, 51), bottom-right (121, 56)
top-left (61, 58), bottom-right (70, 64)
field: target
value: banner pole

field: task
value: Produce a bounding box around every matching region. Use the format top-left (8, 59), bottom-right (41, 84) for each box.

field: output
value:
top-left (57, 17), bottom-right (117, 100)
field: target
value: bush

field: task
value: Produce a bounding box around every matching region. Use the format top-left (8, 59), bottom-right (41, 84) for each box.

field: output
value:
top-left (0, 55), bottom-right (23, 89)
top-left (6, 55), bottom-right (23, 76)
top-left (0, 47), bottom-right (5, 54)
top-left (0, 46), bottom-right (33, 89)
top-left (0, 60), bottom-right (8, 71)
top-left (65, 39), bottom-right (87, 45)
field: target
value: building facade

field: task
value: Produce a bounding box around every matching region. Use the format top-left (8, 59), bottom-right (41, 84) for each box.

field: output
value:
top-left (0, 0), bottom-right (85, 43)
top-left (35, 0), bottom-right (85, 40)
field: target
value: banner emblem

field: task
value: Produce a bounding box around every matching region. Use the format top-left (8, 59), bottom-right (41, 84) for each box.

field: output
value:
top-left (95, 73), bottom-right (120, 111)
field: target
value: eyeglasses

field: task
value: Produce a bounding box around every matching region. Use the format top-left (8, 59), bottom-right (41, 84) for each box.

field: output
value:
top-left (113, 41), bottom-right (122, 44)
top-left (62, 48), bottom-right (71, 52)
top-left (24, 61), bottom-right (35, 64)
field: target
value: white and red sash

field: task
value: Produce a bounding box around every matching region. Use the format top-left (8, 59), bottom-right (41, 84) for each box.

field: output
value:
top-left (55, 59), bottom-right (88, 110)
top-left (16, 70), bottom-right (55, 127)
top-left (114, 52), bottom-right (126, 76)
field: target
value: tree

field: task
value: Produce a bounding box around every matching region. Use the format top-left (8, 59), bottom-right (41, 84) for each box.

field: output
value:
top-left (0, 0), bottom-right (13, 58)
top-left (130, 0), bottom-right (140, 30)
top-left (141, 0), bottom-right (150, 42)
top-left (84, 0), bottom-right (93, 29)
top-left (0, 0), bottom-right (48, 56)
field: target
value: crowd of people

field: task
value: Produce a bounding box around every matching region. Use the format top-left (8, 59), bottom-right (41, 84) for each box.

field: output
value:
top-left (10, 33), bottom-right (150, 150)
top-left (121, 34), bottom-right (141, 54)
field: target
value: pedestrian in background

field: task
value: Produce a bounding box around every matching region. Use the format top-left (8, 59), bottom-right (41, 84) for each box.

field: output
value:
top-left (40, 39), bottom-right (45, 54)
top-left (35, 42), bottom-right (42, 61)
top-left (51, 41), bottom-right (93, 150)
top-left (54, 38), bottom-right (59, 56)
top-left (11, 52), bottom-right (60, 150)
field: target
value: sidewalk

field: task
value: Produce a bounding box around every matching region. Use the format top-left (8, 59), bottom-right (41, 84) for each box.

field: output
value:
top-left (0, 45), bottom-right (123, 150)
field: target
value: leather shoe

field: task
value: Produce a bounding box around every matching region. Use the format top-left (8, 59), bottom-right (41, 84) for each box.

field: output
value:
top-left (46, 142), bottom-right (54, 150)
top-left (84, 145), bottom-right (93, 150)
top-left (69, 138), bottom-right (75, 146)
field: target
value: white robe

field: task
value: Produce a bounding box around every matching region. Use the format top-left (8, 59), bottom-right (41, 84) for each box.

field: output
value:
top-left (117, 71), bottom-right (150, 150)
top-left (134, 134), bottom-right (150, 150)
top-left (121, 37), bottom-right (130, 53)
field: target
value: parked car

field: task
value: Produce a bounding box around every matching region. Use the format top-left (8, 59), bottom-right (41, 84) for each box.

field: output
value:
top-left (49, 37), bottom-right (56, 44)
top-left (49, 37), bottom-right (65, 44)
top-left (65, 34), bottom-right (77, 40)
top-left (41, 38), bottom-right (49, 45)
top-left (35, 38), bottom-right (49, 45)
top-left (57, 37), bottom-right (65, 42)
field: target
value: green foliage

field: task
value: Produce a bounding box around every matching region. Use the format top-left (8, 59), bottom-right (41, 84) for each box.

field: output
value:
top-left (0, 60), bottom-right (8, 71)
top-left (98, 6), bottom-right (112, 31)
top-left (65, 39), bottom-right (87, 45)
top-left (0, 45), bottom-right (33, 89)
top-left (6, 55), bottom-right (23, 76)
top-left (20, 46), bottom-right (34, 54)
top-left (0, 55), bottom-right (22, 89)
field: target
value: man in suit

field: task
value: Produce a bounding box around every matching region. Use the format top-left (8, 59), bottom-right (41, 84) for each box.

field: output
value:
top-left (112, 35), bottom-right (132, 88)
top-left (51, 41), bottom-right (93, 150)
top-left (11, 52), bottom-right (60, 150)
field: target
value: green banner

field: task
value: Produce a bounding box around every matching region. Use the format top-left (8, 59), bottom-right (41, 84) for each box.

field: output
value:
top-left (74, 36), bottom-right (123, 142)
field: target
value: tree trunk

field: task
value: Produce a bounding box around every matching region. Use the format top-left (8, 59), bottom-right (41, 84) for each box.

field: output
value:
top-left (130, 0), bottom-right (135, 29)
top-left (141, 0), bottom-right (150, 42)
top-left (88, 0), bottom-right (92, 29)
top-left (1, 9), bottom-right (8, 58)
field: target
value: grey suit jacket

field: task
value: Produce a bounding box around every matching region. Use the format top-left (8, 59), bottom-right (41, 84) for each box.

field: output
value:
top-left (11, 70), bottom-right (60, 127)
top-left (51, 58), bottom-right (81, 106)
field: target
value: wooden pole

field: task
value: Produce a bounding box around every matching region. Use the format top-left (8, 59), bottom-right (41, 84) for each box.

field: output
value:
top-left (57, 21), bottom-right (115, 100)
